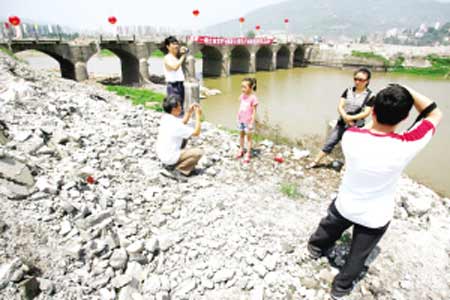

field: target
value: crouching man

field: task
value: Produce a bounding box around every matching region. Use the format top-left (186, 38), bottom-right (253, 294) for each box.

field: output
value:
top-left (156, 95), bottom-right (203, 178)
top-left (307, 84), bottom-right (443, 299)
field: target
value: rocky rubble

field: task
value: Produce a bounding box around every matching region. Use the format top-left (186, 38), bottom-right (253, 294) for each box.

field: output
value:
top-left (0, 52), bottom-right (449, 300)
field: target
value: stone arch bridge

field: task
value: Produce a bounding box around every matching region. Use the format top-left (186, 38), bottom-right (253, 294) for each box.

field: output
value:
top-left (0, 38), bottom-right (315, 85)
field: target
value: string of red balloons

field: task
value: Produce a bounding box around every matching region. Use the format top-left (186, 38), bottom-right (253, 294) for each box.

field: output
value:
top-left (6, 13), bottom-right (289, 32)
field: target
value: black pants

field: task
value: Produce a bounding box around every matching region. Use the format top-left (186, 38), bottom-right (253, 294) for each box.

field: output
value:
top-left (322, 123), bottom-right (348, 154)
top-left (308, 201), bottom-right (389, 292)
top-left (167, 81), bottom-right (185, 113)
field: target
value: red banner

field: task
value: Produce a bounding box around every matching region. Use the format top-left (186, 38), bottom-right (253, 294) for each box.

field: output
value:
top-left (190, 36), bottom-right (274, 46)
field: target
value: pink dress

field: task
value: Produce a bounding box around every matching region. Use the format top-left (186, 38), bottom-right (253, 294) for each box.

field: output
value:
top-left (237, 94), bottom-right (259, 124)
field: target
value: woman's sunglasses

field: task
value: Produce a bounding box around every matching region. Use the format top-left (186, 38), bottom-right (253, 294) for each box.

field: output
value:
top-left (354, 77), bottom-right (368, 82)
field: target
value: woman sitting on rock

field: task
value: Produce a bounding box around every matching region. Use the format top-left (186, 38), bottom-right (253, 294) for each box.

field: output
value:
top-left (307, 67), bottom-right (374, 169)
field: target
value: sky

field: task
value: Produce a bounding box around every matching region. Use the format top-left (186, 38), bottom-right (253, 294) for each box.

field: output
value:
top-left (0, 0), bottom-right (286, 30)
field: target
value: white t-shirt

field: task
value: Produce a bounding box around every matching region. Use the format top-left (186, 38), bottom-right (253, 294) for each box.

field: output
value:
top-left (155, 114), bottom-right (194, 165)
top-left (163, 54), bottom-right (185, 83)
top-left (335, 119), bottom-right (436, 228)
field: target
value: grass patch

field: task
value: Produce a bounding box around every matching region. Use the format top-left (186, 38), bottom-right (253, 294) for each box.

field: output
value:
top-left (280, 182), bottom-right (300, 199)
top-left (99, 49), bottom-right (114, 57)
top-left (105, 85), bottom-right (164, 112)
top-left (338, 232), bottom-right (352, 244)
top-left (351, 51), bottom-right (389, 65)
top-left (152, 49), bottom-right (165, 58)
top-left (352, 51), bottom-right (450, 79)
top-left (391, 54), bottom-right (450, 78)
top-left (219, 126), bottom-right (265, 143)
top-left (0, 47), bottom-right (19, 60)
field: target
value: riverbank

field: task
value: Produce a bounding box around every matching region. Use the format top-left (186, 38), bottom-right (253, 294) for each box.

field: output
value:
top-left (1, 52), bottom-right (449, 300)
top-left (309, 43), bottom-right (450, 78)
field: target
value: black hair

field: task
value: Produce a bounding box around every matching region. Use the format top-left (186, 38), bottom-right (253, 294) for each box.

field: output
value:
top-left (373, 84), bottom-right (414, 125)
top-left (163, 94), bottom-right (182, 113)
top-left (354, 67), bottom-right (372, 87)
top-left (242, 78), bottom-right (257, 91)
top-left (164, 36), bottom-right (179, 47)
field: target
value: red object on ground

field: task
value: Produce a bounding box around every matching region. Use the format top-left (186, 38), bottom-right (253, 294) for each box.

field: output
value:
top-left (86, 176), bottom-right (95, 184)
top-left (8, 16), bottom-right (21, 26)
top-left (239, 17), bottom-right (245, 23)
top-left (284, 18), bottom-right (289, 23)
top-left (274, 156), bottom-right (284, 163)
top-left (108, 16), bottom-right (117, 25)
top-left (255, 25), bottom-right (261, 31)
top-left (192, 9), bottom-right (200, 17)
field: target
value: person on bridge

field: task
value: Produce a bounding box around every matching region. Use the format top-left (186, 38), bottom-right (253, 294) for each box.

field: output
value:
top-left (306, 84), bottom-right (443, 299)
top-left (163, 36), bottom-right (188, 116)
top-left (236, 78), bottom-right (259, 163)
top-left (307, 67), bottom-right (374, 169)
top-left (156, 95), bottom-right (203, 180)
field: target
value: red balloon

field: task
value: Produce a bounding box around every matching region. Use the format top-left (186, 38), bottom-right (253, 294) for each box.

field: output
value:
top-left (284, 18), bottom-right (289, 23)
top-left (255, 25), bottom-right (261, 30)
top-left (108, 16), bottom-right (117, 25)
top-left (8, 16), bottom-right (21, 26)
top-left (239, 17), bottom-right (245, 23)
top-left (192, 9), bottom-right (200, 17)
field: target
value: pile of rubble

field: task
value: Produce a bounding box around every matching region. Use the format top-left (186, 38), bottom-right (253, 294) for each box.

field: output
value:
top-left (0, 52), bottom-right (449, 300)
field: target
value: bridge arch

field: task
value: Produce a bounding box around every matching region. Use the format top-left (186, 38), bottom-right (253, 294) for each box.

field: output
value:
top-left (10, 45), bottom-right (89, 81)
top-left (99, 46), bottom-right (140, 85)
top-left (200, 46), bottom-right (223, 77)
top-left (230, 46), bottom-right (251, 74)
top-left (276, 46), bottom-right (290, 69)
top-left (13, 49), bottom-right (63, 76)
top-left (256, 46), bottom-right (273, 71)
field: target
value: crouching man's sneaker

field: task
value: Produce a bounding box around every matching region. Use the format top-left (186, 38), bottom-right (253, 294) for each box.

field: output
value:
top-left (331, 285), bottom-right (353, 299)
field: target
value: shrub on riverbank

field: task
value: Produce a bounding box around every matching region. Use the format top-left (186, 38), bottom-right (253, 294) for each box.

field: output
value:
top-left (352, 50), bottom-right (450, 79)
top-left (351, 51), bottom-right (389, 66)
top-left (391, 54), bottom-right (450, 78)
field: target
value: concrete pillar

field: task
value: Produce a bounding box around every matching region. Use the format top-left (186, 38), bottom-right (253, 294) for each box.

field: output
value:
top-left (60, 59), bottom-right (76, 80)
top-left (221, 52), bottom-right (231, 77)
top-left (272, 52), bottom-right (277, 71)
top-left (139, 58), bottom-right (150, 82)
top-left (288, 51), bottom-right (294, 69)
top-left (249, 52), bottom-right (256, 73)
top-left (184, 54), bottom-right (196, 81)
top-left (74, 61), bottom-right (89, 81)
top-left (121, 57), bottom-right (140, 85)
top-left (184, 80), bottom-right (200, 107)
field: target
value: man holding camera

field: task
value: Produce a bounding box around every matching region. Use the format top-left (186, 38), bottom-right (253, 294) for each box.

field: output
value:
top-left (156, 95), bottom-right (203, 179)
top-left (306, 84), bottom-right (443, 299)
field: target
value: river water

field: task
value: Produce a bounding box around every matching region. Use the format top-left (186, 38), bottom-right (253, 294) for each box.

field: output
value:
top-left (16, 52), bottom-right (450, 197)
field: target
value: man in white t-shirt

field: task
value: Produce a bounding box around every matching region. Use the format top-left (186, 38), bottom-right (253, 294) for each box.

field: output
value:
top-left (156, 95), bottom-right (203, 179)
top-left (307, 84), bottom-right (443, 299)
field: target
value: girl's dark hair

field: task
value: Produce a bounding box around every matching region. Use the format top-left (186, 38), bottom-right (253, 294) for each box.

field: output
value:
top-left (164, 36), bottom-right (179, 47)
top-left (354, 67), bottom-right (372, 87)
top-left (242, 78), bottom-right (257, 91)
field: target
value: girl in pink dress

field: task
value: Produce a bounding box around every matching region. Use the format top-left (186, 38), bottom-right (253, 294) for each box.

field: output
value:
top-left (236, 78), bottom-right (259, 163)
